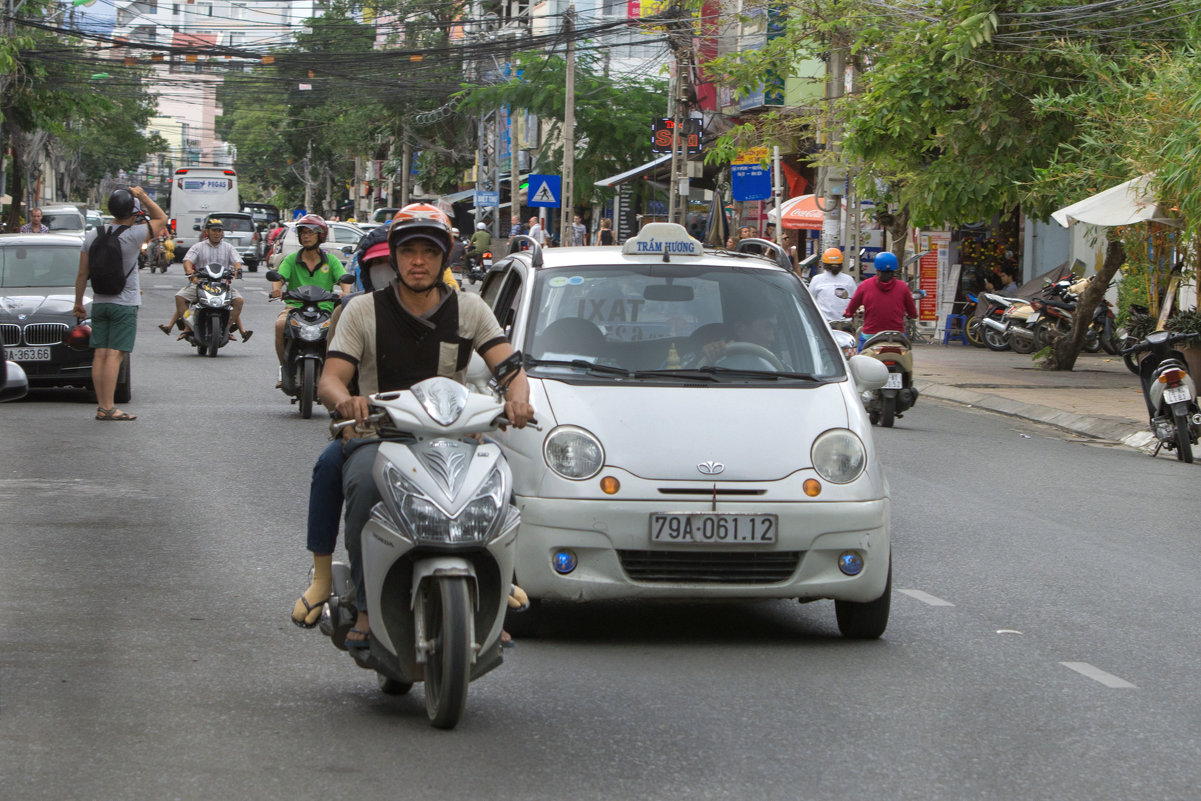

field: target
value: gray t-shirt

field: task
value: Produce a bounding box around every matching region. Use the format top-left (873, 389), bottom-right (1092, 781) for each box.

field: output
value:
top-left (81, 222), bottom-right (150, 307)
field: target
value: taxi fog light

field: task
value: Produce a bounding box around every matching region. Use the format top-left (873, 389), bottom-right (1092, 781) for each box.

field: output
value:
top-left (552, 549), bottom-right (578, 574)
top-left (838, 552), bottom-right (864, 576)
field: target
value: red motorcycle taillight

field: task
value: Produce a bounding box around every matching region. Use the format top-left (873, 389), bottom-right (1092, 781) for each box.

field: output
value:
top-left (1159, 369), bottom-right (1186, 386)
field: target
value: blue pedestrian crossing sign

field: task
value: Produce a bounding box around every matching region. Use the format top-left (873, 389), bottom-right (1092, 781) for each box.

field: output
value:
top-left (528, 174), bottom-right (561, 208)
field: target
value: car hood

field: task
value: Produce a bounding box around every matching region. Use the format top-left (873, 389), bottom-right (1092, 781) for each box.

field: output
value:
top-left (0, 293), bottom-right (84, 319)
top-left (538, 380), bottom-right (851, 481)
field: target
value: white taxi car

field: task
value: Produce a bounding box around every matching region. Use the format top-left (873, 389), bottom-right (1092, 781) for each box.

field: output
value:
top-left (480, 224), bottom-right (891, 638)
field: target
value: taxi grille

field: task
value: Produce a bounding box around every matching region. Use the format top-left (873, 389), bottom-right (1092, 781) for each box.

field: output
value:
top-left (0, 324), bottom-right (18, 346)
top-left (23, 323), bottom-right (69, 345)
top-left (618, 550), bottom-right (801, 584)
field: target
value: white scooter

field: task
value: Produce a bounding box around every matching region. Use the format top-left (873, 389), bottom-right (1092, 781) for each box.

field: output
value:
top-left (321, 356), bottom-right (533, 728)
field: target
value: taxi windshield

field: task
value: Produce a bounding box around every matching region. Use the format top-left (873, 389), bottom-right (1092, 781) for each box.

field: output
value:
top-left (525, 263), bottom-right (845, 382)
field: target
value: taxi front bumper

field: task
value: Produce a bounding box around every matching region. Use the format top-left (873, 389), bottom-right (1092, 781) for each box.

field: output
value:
top-left (512, 495), bottom-right (889, 602)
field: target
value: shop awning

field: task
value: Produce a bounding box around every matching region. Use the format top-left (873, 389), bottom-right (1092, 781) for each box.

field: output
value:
top-left (1051, 174), bottom-right (1181, 228)
top-left (595, 154), bottom-right (673, 188)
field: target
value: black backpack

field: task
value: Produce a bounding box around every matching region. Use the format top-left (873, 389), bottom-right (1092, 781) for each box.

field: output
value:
top-left (88, 224), bottom-right (134, 295)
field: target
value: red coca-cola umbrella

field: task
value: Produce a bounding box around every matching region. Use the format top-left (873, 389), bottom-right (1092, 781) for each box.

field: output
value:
top-left (767, 194), bottom-right (845, 230)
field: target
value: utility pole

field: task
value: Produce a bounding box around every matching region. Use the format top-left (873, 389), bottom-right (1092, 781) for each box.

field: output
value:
top-left (400, 130), bottom-right (411, 204)
top-left (303, 140), bottom-right (313, 211)
top-left (820, 36), bottom-right (847, 255)
top-left (666, 1), bottom-right (692, 226)
top-left (559, 5), bottom-right (576, 247)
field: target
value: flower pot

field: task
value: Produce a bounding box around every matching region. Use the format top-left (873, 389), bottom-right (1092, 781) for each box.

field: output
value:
top-left (1183, 345), bottom-right (1201, 382)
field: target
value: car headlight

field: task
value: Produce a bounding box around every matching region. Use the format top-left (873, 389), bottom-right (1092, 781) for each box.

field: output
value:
top-left (543, 425), bottom-right (604, 480)
top-left (810, 428), bottom-right (866, 484)
top-left (384, 465), bottom-right (507, 543)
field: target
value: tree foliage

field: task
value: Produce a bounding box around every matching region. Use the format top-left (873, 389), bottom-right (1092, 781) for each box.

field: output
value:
top-left (457, 49), bottom-right (668, 209)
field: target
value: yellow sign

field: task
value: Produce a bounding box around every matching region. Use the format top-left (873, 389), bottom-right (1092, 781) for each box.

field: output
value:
top-left (733, 147), bottom-right (770, 165)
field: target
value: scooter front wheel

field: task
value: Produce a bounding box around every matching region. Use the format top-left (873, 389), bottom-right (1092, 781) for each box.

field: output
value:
top-left (421, 576), bottom-right (473, 729)
top-left (299, 360), bottom-right (316, 419)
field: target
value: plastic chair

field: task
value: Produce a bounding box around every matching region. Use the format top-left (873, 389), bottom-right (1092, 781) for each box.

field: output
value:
top-left (941, 313), bottom-right (969, 346)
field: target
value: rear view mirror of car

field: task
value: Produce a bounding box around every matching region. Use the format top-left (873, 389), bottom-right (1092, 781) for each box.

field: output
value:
top-left (643, 284), bottom-right (693, 302)
top-left (1, 361), bottom-right (29, 402)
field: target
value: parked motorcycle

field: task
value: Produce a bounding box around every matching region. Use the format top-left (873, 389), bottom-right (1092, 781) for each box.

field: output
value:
top-left (979, 293), bottom-right (1033, 353)
top-left (265, 269), bottom-right (354, 419)
top-left (182, 262), bottom-right (235, 358)
top-left (320, 357), bottom-right (533, 728)
top-left (1029, 276), bottom-right (1117, 354)
top-left (859, 331), bottom-right (918, 427)
top-left (1122, 330), bottom-right (1200, 462)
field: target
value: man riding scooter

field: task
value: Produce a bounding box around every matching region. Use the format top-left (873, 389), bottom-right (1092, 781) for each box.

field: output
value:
top-left (844, 252), bottom-right (917, 351)
top-left (159, 217), bottom-right (252, 341)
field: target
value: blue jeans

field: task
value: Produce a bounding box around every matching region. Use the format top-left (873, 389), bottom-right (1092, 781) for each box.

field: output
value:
top-left (343, 442), bottom-right (384, 614)
top-left (306, 439), bottom-right (345, 554)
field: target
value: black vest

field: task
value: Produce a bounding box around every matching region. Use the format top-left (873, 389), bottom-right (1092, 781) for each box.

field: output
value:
top-left (372, 288), bottom-right (474, 391)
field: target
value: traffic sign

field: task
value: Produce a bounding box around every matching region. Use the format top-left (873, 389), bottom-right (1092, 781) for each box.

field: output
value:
top-left (730, 163), bottom-right (771, 201)
top-left (527, 174), bottom-right (561, 207)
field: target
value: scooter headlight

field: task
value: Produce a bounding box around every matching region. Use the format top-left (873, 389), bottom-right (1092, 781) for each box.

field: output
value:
top-left (385, 465), bottom-right (508, 543)
top-left (811, 428), bottom-right (866, 484)
top-left (293, 321), bottom-right (326, 343)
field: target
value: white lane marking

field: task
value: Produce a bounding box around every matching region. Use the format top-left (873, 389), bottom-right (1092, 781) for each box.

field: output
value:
top-left (897, 588), bottom-right (955, 607)
top-left (1060, 662), bottom-right (1137, 689)
top-left (996, 629), bottom-right (1023, 635)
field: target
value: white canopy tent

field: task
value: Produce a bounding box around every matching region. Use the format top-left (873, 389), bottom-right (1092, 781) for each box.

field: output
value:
top-left (1051, 173), bottom-right (1180, 229)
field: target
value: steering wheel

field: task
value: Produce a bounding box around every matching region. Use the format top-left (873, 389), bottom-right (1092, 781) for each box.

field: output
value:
top-left (713, 341), bottom-right (786, 371)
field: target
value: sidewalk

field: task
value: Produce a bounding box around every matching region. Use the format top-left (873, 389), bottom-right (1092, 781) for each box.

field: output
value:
top-left (911, 341), bottom-right (1156, 450)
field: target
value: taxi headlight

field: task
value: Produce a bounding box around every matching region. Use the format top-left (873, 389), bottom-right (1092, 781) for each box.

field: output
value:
top-left (810, 429), bottom-right (866, 484)
top-left (543, 425), bottom-right (604, 480)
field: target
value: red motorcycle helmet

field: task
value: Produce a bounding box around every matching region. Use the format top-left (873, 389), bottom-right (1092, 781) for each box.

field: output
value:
top-left (64, 322), bottom-right (92, 352)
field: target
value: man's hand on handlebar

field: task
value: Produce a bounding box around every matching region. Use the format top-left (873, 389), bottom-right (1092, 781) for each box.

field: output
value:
top-left (502, 398), bottom-right (535, 429)
top-left (334, 396), bottom-right (371, 430)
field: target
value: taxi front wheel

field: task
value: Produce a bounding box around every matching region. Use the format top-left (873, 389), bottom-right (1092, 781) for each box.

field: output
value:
top-left (834, 562), bottom-right (891, 639)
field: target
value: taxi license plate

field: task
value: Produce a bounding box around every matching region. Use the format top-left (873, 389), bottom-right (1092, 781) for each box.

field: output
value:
top-left (884, 373), bottom-right (904, 389)
top-left (1164, 385), bottom-right (1192, 405)
top-left (650, 514), bottom-right (777, 545)
top-left (9, 347), bottom-right (50, 361)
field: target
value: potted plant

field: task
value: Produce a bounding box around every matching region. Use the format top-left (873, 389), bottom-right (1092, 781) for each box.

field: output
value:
top-left (1166, 308), bottom-right (1201, 378)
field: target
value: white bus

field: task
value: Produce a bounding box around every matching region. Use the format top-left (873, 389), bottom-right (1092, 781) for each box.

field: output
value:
top-left (169, 167), bottom-right (240, 258)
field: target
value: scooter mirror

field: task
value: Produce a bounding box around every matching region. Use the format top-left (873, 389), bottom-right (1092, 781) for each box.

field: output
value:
top-left (265, 270), bottom-right (283, 282)
top-left (849, 354), bottom-right (890, 392)
top-left (338, 274), bottom-right (356, 284)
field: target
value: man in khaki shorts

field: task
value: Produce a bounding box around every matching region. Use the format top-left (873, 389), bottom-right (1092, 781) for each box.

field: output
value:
top-left (73, 186), bottom-right (168, 421)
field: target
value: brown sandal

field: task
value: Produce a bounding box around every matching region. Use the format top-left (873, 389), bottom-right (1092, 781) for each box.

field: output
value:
top-left (96, 407), bottom-right (136, 421)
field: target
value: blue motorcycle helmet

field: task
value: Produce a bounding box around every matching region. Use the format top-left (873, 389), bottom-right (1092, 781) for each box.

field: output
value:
top-left (874, 252), bottom-right (900, 272)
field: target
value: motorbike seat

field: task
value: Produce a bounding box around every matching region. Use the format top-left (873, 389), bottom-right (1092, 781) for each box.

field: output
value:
top-left (1041, 296), bottom-right (1075, 311)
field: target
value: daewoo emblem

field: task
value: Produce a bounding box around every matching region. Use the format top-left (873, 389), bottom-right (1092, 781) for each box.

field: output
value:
top-left (697, 460), bottom-right (724, 475)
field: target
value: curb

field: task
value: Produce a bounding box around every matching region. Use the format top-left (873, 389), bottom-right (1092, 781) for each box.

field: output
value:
top-left (914, 379), bottom-right (1152, 450)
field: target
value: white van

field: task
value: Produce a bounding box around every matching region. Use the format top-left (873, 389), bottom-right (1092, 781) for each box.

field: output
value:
top-left (169, 167), bottom-right (239, 258)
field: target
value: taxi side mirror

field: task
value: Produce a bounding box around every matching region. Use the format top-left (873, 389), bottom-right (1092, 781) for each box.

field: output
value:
top-left (849, 355), bottom-right (889, 391)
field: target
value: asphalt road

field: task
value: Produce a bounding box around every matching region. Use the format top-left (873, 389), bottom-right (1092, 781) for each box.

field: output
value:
top-left (1, 275), bottom-right (1199, 800)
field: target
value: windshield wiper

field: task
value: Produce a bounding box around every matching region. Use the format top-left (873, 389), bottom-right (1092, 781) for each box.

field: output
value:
top-left (523, 356), bottom-right (633, 377)
top-left (694, 366), bottom-right (823, 381)
top-left (629, 369), bottom-right (720, 382)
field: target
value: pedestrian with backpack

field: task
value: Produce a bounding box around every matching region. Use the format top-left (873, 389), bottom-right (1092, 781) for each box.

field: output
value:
top-left (72, 186), bottom-right (168, 421)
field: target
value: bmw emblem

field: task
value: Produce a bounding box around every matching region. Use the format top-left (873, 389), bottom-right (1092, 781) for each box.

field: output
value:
top-left (697, 460), bottom-right (724, 475)
top-left (18, 314), bottom-right (26, 321)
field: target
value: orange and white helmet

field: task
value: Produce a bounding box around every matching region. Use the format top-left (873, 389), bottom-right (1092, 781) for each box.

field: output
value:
top-left (388, 203), bottom-right (453, 266)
